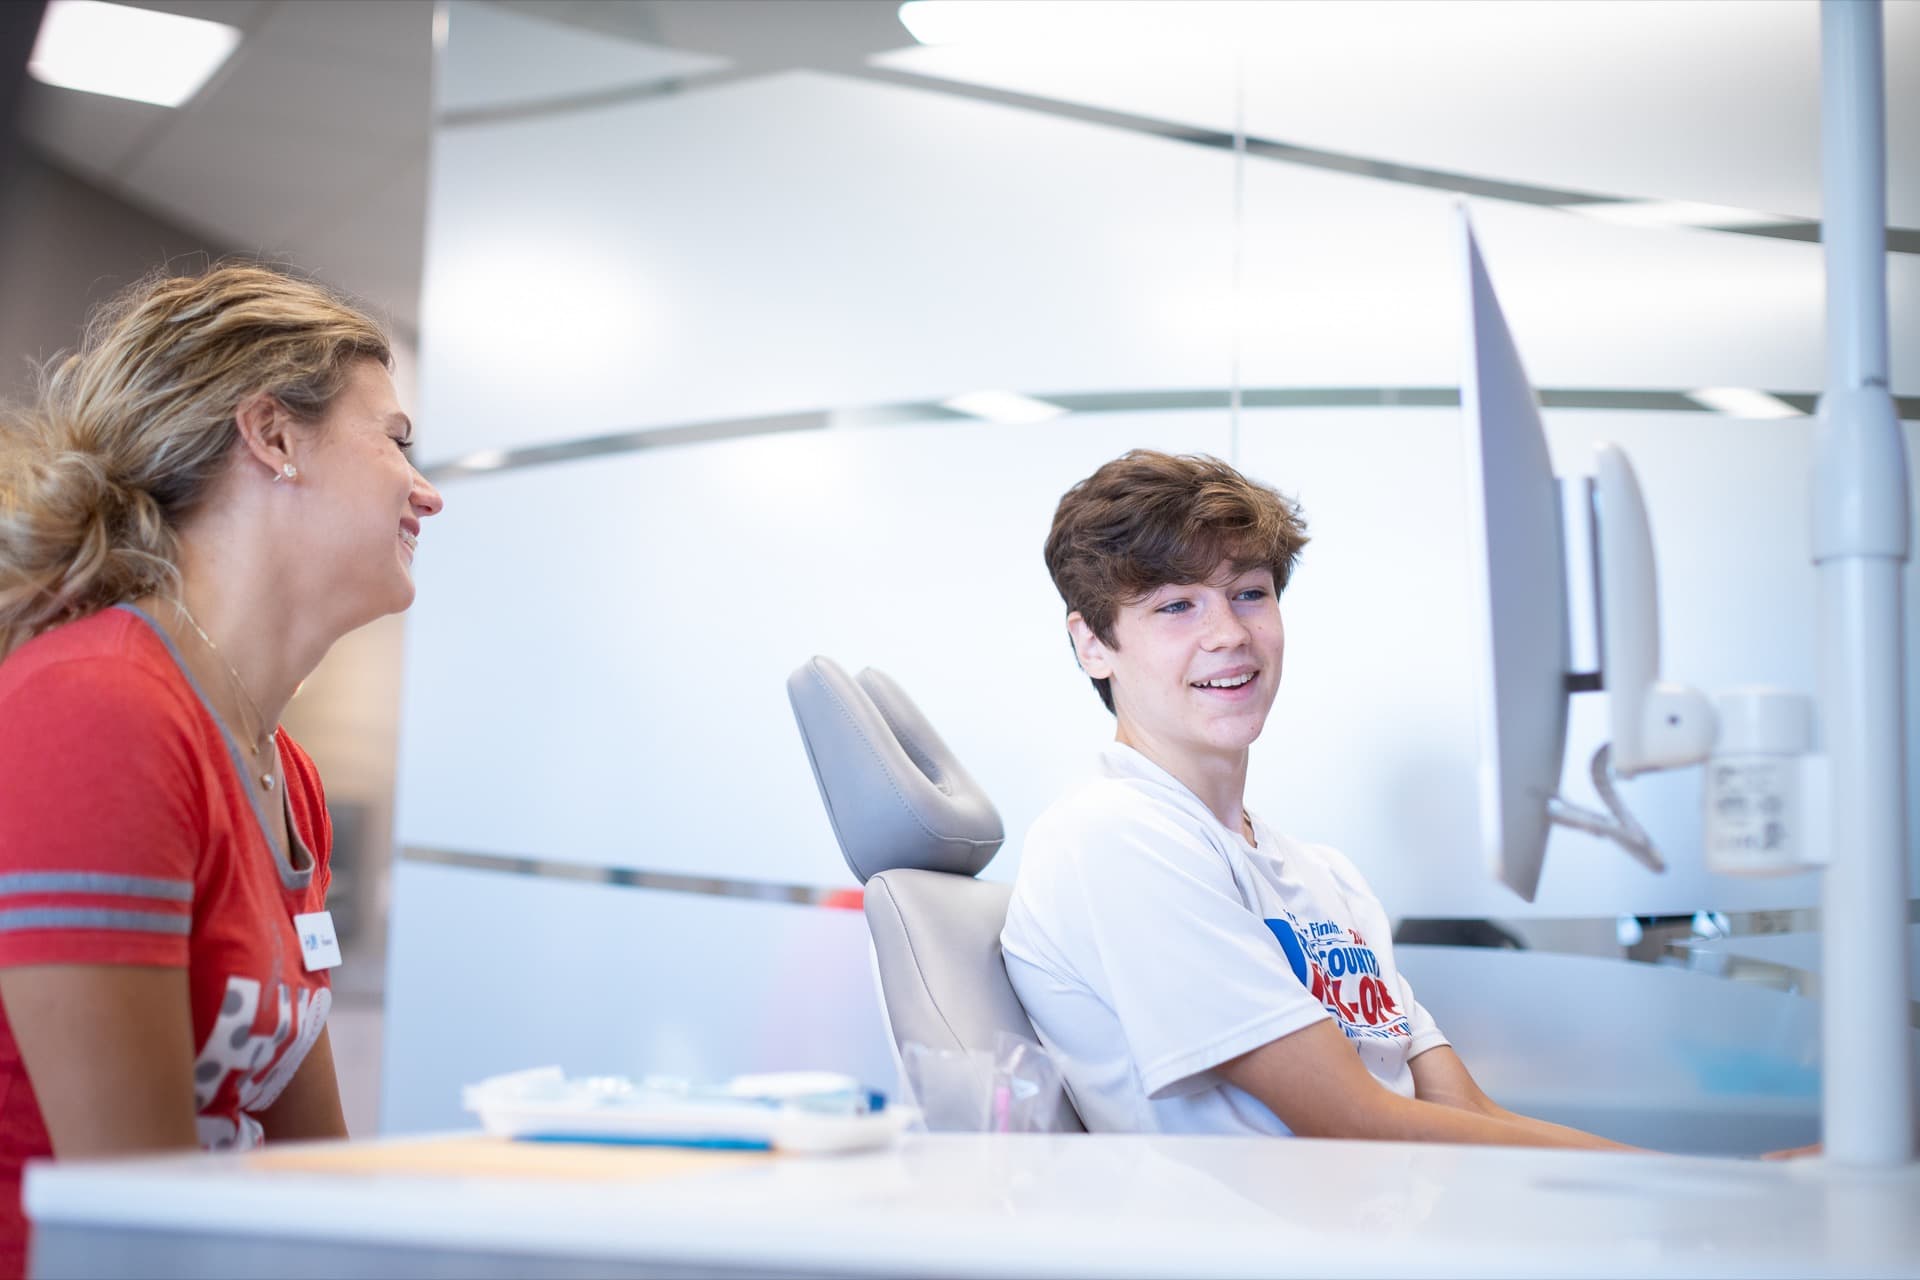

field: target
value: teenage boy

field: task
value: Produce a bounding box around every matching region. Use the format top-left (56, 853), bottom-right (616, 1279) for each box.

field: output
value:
top-left (1002, 449), bottom-right (1629, 1149)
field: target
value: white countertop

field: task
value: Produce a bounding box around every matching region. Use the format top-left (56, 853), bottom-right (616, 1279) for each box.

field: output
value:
top-left (25, 1131), bottom-right (1920, 1279)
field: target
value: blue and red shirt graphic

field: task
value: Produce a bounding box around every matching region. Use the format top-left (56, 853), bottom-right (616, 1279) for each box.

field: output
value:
top-left (1264, 913), bottom-right (1411, 1041)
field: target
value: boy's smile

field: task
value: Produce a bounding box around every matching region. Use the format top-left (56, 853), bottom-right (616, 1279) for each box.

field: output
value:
top-left (1069, 562), bottom-right (1285, 775)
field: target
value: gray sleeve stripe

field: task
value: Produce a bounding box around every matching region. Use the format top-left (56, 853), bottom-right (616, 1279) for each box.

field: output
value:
top-left (0, 908), bottom-right (191, 936)
top-left (0, 873), bottom-right (193, 902)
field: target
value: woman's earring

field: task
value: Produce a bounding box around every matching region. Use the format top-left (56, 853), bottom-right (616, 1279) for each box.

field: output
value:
top-left (274, 462), bottom-right (298, 483)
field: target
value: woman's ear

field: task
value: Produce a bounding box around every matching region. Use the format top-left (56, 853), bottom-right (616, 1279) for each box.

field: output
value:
top-left (1066, 612), bottom-right (1113, 680)
top-left (233, 392), bottom-right (299, 481)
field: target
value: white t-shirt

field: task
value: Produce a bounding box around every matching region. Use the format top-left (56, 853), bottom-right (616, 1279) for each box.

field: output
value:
top-left (1001, 743), bottom-right (1449, 1135)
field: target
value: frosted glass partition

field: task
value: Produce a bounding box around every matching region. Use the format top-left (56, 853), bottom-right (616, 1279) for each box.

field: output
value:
top-left (417, 64), bottom-right (1918, 453)
top-left (396, 411), bottom-right (1225, 889)
top-left (385, 2), bottom-right (1915, 1134)
top-left (418, 67), bottom-right (1239, 456)
top-left (1230, 176), bottom-right (1896, 394)
top-left (380, 861), bottom-right (893, 1133)
top-left (396, 404), bottom-right (1920, 913)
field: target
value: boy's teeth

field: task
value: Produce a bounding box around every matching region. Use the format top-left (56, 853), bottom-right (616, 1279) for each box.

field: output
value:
top-left (1196, 674), bottom-right (1253, 689)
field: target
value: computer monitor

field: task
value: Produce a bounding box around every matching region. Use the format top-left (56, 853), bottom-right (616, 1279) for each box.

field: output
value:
top-left (1457, 207), bottom-right (1570, 903)
top-left (1459, 208), bottom-right (1719, 899)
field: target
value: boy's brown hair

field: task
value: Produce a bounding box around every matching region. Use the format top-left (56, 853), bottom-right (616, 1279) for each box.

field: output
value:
top-left (1044, 449), bottom-right (1309, 712)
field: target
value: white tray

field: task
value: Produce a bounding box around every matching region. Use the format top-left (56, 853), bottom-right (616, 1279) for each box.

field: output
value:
top-left (463, 1068), bottom-right (911, 1155)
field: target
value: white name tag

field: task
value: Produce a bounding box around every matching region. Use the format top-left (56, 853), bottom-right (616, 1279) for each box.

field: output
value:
top-left (294, 911), bottom-right (343, 972)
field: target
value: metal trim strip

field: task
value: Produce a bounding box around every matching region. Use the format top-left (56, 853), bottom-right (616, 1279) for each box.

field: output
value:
top-left (397, 846), bottom-right (1916, 1028)
top-left (399, 845), bottom-right (859, 908)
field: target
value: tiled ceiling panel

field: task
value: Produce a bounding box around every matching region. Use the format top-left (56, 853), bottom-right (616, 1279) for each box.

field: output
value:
top-left (22, 0), bottom-right (432, 329)
top-left (113, 1), bottom-right (431, 320)
top-left (439, 2), bottom-right (727, 114)
top-left (293, 141), bottom-right (429, 329)
top-left (17, 80), bottom-right (169, 186)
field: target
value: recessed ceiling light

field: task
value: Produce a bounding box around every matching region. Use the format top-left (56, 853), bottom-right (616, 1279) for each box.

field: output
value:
top-left (29, 1), bottom-right (242, 109)
top-left (897, 1), bottom-right (1243, 50)
top-left (1685, 388), bottom-right (1804, 419)
top-left (900, 1), bottom-right (1039, 46)
top-left (1565, 200), bottom-right (1788, 231)
top-left (940, 390), bottom-right (1068, 425)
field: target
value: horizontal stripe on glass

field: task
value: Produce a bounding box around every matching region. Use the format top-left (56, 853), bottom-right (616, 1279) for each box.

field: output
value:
top-left (400, 845), bottom-right (1915, 1025)
top-left (422, 386), bottom-right (1919, 482)
top-left (400, 846), bottom-right (863, 909)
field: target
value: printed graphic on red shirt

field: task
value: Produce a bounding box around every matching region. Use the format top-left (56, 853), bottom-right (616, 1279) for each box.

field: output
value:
top-left (192, 977), bottom-right (331, 1150)
top-left (1265, 913), bottom-right (1411, 1041)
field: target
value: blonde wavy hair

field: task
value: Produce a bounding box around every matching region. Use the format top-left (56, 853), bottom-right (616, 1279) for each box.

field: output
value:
top-left (0, 264), bottom-right (391, 656)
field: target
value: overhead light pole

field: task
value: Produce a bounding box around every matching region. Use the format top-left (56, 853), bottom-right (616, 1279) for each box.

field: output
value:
top-left (1815, 0), bottom-right (1914, 1168)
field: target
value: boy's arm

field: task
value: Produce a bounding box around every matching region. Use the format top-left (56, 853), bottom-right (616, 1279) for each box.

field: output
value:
top-left (1407, 1044), bottom-right (1637, 1149)
top-left (1218, 1022), bottom-right (1637, 1151)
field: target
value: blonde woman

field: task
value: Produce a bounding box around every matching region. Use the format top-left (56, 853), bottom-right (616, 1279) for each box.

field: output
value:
top-left (0, 265), bottom-right (443, 1274)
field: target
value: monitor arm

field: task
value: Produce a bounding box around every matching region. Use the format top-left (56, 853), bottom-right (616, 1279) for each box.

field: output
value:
top-left (1551, 444), bottom-right (1827, 879)
top-left (1546, 745), bottom-right (1665, 873)
top-left (1591, 445), bottom-right (1719, 777)
top-left (1545, 447), bottom-right (1715, 871)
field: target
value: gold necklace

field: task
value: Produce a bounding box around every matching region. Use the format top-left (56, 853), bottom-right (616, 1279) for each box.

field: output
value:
top-left (171, 599), bottom-right (278, 792)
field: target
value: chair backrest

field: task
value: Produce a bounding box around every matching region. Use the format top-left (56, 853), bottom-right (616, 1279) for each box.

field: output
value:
top-left (865, 870), bottom-right (1084, 1133)
top-left (861, 869), bottom-right (1032, 1052)
top-left (787, 655), bottom-right (1084, 1131)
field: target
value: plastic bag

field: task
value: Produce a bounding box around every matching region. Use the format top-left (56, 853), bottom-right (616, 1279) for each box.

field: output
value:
top-left (900, 1032), bottom-right (1068, 1133)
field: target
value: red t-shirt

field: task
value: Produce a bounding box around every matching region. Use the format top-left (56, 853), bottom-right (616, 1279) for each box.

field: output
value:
top-left (0, 605), bottom-right (333, 1277)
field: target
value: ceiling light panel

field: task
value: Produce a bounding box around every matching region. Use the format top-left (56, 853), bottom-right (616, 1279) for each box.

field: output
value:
top-left (29, 0), bottom-right (241, 108)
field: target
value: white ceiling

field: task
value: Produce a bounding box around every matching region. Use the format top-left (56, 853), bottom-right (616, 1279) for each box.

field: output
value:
top-left (17, 0), bottom-right (1917, 340)
top-left (878, 0), bottom-right (1920, 228)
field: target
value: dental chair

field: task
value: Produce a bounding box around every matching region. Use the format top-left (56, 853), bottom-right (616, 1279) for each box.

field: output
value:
top-left (786, 655), bottom-right (1084, 1132)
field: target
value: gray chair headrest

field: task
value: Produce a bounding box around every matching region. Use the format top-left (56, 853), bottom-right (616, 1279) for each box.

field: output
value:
top-left (787, 656), bottom-right (1005, 883)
